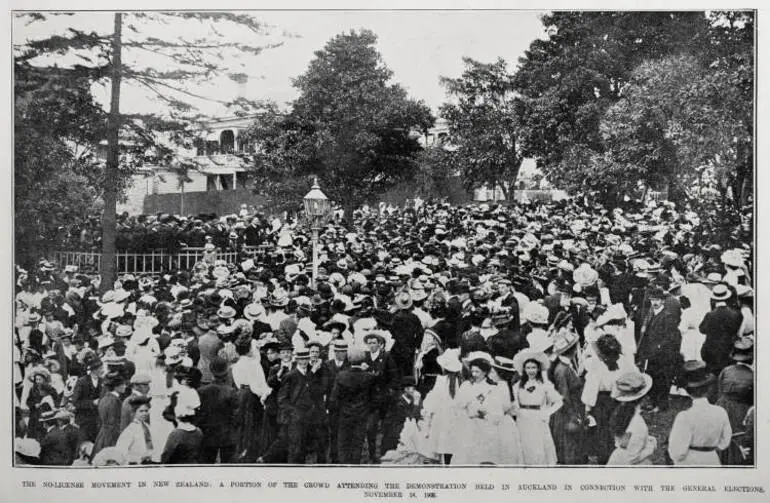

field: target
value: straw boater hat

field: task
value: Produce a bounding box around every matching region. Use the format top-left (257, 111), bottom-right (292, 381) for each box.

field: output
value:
top-left (243, 302), bottom-right (266, 321)
top-left (114, 324), bottom-right (133, 338)
top-left (610, 372), bottom-right (653, 402)
top-left (492, 356), bottom-right (516, 374)
top-left (512, 349), bottom-right (551, 375)
top-left (436, 348), bottom-right (462, 373)
top-left (332, 339), bottom-right (349, 352)
top-left (217, 305), bottom-right (236, 319)
top-left (710, 283), bottom-right (732, 302)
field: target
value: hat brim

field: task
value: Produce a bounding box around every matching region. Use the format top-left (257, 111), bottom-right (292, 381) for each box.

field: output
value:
top-left (611, 374), bottom-right (653, 402)
top-left (686, 374), bottom-right (716, 389)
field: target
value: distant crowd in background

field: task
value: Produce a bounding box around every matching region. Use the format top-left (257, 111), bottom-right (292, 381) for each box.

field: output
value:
top-left (14, 197), bottom-right (754, 466)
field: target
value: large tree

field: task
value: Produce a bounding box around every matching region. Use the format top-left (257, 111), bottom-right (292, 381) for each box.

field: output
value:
top-left (14, 64), bottom-right (106, 267)
top-left (15, 12), bottom-right (284, 289)
top-left (439, 57), bottom-right (524, 200)
top-left (513, 12), bottom-right (713, 201)
top-left (246, 29), bottom-right (434, 217)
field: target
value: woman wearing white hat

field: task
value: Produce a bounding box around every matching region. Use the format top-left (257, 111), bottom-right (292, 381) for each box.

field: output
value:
top-left (606, 371), bottom-right (657, 465)
top-left (422, 348), bottom-right (464, 464)
top-left (511, 350), bottom-right (561, 465)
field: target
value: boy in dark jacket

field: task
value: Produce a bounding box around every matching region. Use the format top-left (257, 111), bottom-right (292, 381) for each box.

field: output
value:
top-left (380, 377), bottom-right (421, 456)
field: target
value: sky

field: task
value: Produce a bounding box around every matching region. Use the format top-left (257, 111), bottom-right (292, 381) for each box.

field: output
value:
top-left (13, 10), bottom-right (548, 116)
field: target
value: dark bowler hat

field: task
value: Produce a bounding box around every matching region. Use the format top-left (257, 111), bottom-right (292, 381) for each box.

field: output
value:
top-left (682, 360), bottom-right (715, 389)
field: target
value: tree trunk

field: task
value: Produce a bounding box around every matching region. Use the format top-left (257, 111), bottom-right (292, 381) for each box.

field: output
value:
top-left (100, 13), bottom-right (122, 293)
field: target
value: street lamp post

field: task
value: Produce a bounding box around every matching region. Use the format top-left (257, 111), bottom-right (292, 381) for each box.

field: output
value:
top-left (303, 177), bottom-right (331, 290)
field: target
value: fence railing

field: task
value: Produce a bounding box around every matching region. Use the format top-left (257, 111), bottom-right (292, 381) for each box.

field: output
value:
top-left (51, 247), bottom-right (249, 275)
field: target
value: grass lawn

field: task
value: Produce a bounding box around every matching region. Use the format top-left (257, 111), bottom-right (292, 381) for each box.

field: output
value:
top-left (640, 394), bottom-right (691, 465)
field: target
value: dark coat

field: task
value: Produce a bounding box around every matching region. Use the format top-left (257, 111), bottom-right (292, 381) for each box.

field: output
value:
top-left (93, 392), bottom-right (122, 455)
top-left (329, 367), bottom-right (376, 423)
top-left (637, 308), bottom-right (682, 365)
top-left (390, 310), bottom-right (423, 377)
top-left (40, 425), bottom-right (79, 466)
top-left (197, 380), bottom-right (238, 446)
top-left (486, 329), bottom-right (529, 359)
top-left (381, 393), bottom-right (421, 454)
top-left (364, 351), bottom-right (400, 413)
top-left (277, 368), bottom-right (312, 425)
top-left (700, 306), bottom-right (743, 373)
top-left (497, 293), bottom-right (521, 332)
top-left (70, 375), bottom-right (102, 441)
top-left (323, 359), bottom-right (350, 406)
top-left (264, 362), bottom-right (293, 417)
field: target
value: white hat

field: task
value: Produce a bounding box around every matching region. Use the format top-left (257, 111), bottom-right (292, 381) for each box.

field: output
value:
top-left (522, 301), bottom-right (549, 325)
top-left (436, 348), bottom-right (462, 373)
top-left (595, 303), bottom-right (628, 327)
top-left (512, 349), bottom-right (551, 375)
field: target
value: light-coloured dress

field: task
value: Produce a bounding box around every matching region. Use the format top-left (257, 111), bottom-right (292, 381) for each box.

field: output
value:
top-left (451, 380), bottom-right (521, 465)
top-left (607, 411), bottom-right (657, 465)
top-left (668, 397), bottom-right (732, 465)
top-left (679, 307), bottom-right (706, 362)
top-left (512, 379), bottom-right (561, 465)
top-left (148, 367), bottom-right (175, 463)
top-left (422, 375), bottom-right (463, 456)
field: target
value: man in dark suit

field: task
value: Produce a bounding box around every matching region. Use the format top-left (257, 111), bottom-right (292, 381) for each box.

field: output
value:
top-left (39, 410), bottom-right (79, 465)
top-left (363, 332), bottom-right (400, 464)
top-left (197, 357), bottom-right (238, 464)
top-left (329, 348), bottom-right (376, 464)
top-left (494, 279), bottom-right (521, 332)
top-left (700, 284), bottom-right (743, 376)
top-left (637, 287), bottom-right (682, 412)
top-left (390, 292), bottom-right (424, 379)
top-left (70, 358), bottom-right (104, 442)
top-left (259, 342), bottom-right (294, 462)
top-left (276, 348), bottom-right (323, 464)
top-left (324, 340), bottom-right (350, 463)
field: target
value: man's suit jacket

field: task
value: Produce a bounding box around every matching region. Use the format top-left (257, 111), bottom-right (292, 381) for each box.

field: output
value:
top-left (637, 308), bottom-right (681, 364)
top-left (265, 362), bottom-right (293, 418)
top-left (71, 375), bottom-right (102, 425)
top-left (40, 426), bottom-right (79, 465)
top-left (277, 368), bottom-right (315, 425)
top-left (700, 305), bottom-right (743, 371)
top-left (323, 359), bottom-right (350, 406)
top-left (197, 380), bottom-right (238, 445)
top-left (365, 351), bottom-right (400, 412)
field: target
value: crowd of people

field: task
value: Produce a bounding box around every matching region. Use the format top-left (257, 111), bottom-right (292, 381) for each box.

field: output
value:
top-left (13, 197), bottom-right (754, 466)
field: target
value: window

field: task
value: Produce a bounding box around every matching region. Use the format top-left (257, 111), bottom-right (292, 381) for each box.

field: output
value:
top-left (220, 130), bottom-right (235, 154)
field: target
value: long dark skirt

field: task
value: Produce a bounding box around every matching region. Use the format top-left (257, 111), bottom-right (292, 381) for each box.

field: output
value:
top-left (259, 411), bottom-right (279, 458)
top-left (716, 396), bottom-right (752, 465)
top-left (550, 409), bottom-right (587, 465)
top-left (233, 386), bottom-right (264, 463)
top-left (587, 392), bottom-right (618, 465)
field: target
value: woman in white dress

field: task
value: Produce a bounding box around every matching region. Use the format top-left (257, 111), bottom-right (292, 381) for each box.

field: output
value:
top-left (451, 356), bottom-right (514, 465)
top-left (422, 348), bottom-right (464, 465)
top-left (115, 396), bottom-right (153, 464)
top-left (489, 356), bottom-right (524, 465)
top-left (148, 348), bottom-right (179, 463)
top-left (678, 296), bottom-right (706, 362)
top-left (511, 349), bottom-right (561, 465)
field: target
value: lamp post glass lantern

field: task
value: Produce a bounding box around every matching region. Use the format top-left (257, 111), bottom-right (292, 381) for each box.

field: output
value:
top-left (303, 177), bottom-right (331, 288)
